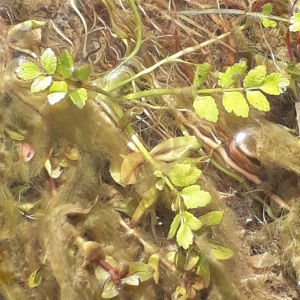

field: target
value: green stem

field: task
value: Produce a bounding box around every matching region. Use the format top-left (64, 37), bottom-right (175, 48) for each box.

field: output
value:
top-left (124, 88), bottom-right (184, 100)
top-left (107, 22), bottom-right (253, 92)
top-left (196, 87), bottom-right (244, 94)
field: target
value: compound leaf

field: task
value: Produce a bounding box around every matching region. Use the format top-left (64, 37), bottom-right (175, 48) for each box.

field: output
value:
top-left (16, 61), bottom-right (41, 80)
top-left (169, 164), bottom-right (201, 187)
top-left (180, 185), bottom-right (211, 209)
top-left (222, 91), bottom-right (249, 118)
top-left (193, 62), bottom-right (211, 89)
top-left (41, 48), bottom-right (57, 75)
top-left (31, 75), bottom-right (52, 93)
top-left (56, 49), bottom-right (74, 78)
top-left (69, 88), bottom-right (87, 109)
top-left (177, 223), bottom-right (193, 249)
top-left (246, 90), bottom-right (270, 111)
top-left (243, 65), bottom-right (266, 88)
top-left (193, 95), bottom-right (219, 123)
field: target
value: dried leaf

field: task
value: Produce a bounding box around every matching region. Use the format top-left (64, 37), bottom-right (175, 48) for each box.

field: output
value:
top-left (120, 152), bottom-right (145, 185)
top-left (44, 159), bottom-right (63, 178)
top-left (22, 143), bottom-right (35, 162)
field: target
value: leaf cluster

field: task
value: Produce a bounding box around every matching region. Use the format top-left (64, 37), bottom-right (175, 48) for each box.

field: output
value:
top-left (15, 48), bottom-right (91, 109)
top-left (193, 62), bottom-right (289, 122)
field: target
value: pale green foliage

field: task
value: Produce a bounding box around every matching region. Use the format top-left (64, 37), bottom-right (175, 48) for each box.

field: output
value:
top-left (169, 163), bottom-right (201, 187)
top-left (15, 48), bottom-right (90, 108)
top-left (289, 12), bottom-right (300, 32)
top-left (206, 240), bottom-right (234, 260)
top-left (219, 61), bottom-right (247, 88)
top-left (16, 61), bottom-right (41, 80)
top-left (246, 90), bottom-right (270, 111)
top-left (243, 65), bottom-right (266, 88)
top-left (69, 88), bottom-right (88, 109)
top-left (198, 211), bottom-right (223, 226)
top-left (56, 50), bottom-right (74, 78)
top-left (41, 48), bottom-right (57, 75)
top-left (222, 91), bottom-right (249, 117)
top-left (260, 4), bottom-right (277, 28)
top-left (180, 185), bottom-right (211, 209)
top-left (193, 95), bottom-right (219, 123)
top-left (193, 62), bottom-right (210, 89)
top-left (31, 75), bottom-right (52, 93)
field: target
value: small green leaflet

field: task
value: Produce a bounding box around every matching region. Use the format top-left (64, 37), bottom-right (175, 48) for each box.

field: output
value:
top-left (243, 65), bottom-right (266, 88)
top-left (193, 95), bottom-right (219, 123)
top-left (261, 3), bottom-right (273, 15)
top-left (168, 214), bottom-right (181, 239)
top-left (195, 256), bottom-right (210, 288)
top-left (5, 128), bottom-right (25, 140)
top-left (193, 62), bottom-right (210, 89)
top-left (246, 90), bottom-right (270, 111)
top-left (177, 223), bottom-right (193, 249)
top-left (128, 262), bottom-right (154, 282)
top-left (207, 240), bottom-right (234, 260)
top-left (73, 64), bottom-right (91, 81)
top-left (261, 18), bottom-right (277, 28)
top-left (289, 12), bottom-right (300, 32)
top-left (31, 75), bottom-right (52, 93)
top-left (28, 267), bottom-right (42, 288)
top-left (48, 81), bottom-right (68, 105)
top-left (16, 61), bottom-right (41, 80)
top-left (222, 91), bottom-right (249, 118)
top-left (180, 185), bottom-right (211, 209)
top-left (259, 73), bottom-right (282, 95)
top-left (69, 88), bottom-right (87, 109)
top-left (198, 211), bottom-right (223, 227)
top-left (169, 163), bottom-right (202, 187)
top-left (41, 48), bottom-right (57, 75)
top-left (219, 61), bottom-right (247, 88)
top-left (182, 211), bottom-right (202, 231)
top-left (56, 50), bottom-right (74, 78)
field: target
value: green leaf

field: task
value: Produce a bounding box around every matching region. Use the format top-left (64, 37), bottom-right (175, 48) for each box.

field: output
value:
top-left (120, 152), bottom-right (145, 185)
top-left (195, 256), bottom-right (210, 288)
top-left (49, 81), bottom-right (68, 93)
top-left (122, 274), bottom-right (139, 286)
top-left (261, 18), bottom-right (277, 28)
top-left (180, 185), bottom-right (211, 209)
top-left (198, 211), bottom-right (223, 227)
top-left (193, 95), bottom-right (219, 123)
top-left (41, 48), bottom-right (57, 75)
top-left (184, 248), bottom-right (200, 271)
top-left (129, 262), bottom-right (154, 282)
top-left (177, 223), bottom-right (193, 249)
top-left (150, 136), bottom-right (203, 162)
top-left (56, 49), bottom-right (74, 78)
top-left (193, 62), bottom-right (211, 89)
top-left (73, 64), bottom-right (91, 81)
top-left (219, 62), bottom-right (247, 88)
top-left (5, 128), bottom-right (25, 140)
top-left (148, 253), bottom-right (160, 284)
top-left (290, 12), bottom-right (300, 32)
top-left (168, 214), bottom-right (181, 239)
top-left (28, 267), bottom-right (42, 288)
top-left (246, 90), bottom-right (270, 111)
top-left (69, 88), bottom-right (87, 109)
top-left (182, 211), bottom-right (202, 231)
top-left (31, 75), bottom-right (52, 93)
top-left (102, 277), bottom-right (119, 299)
top-left (16, 61), bottom-right (41, 80)
top-left (130, 186), bottom-right (157, 227)
top-left (169, 163), bottom-right (201, 187)
top-left (222, 91), bottom-right (249, 118)
top-left (243, 65), bottom-right (266, 88)
top-left (47, 92), bottom-right (67, 105)
top-left (207, 240), bottom-right (234, 260)
top-left (259, 73), bottom-right (282, 95)
top-left (261, 3), bottom-right (273, 14)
